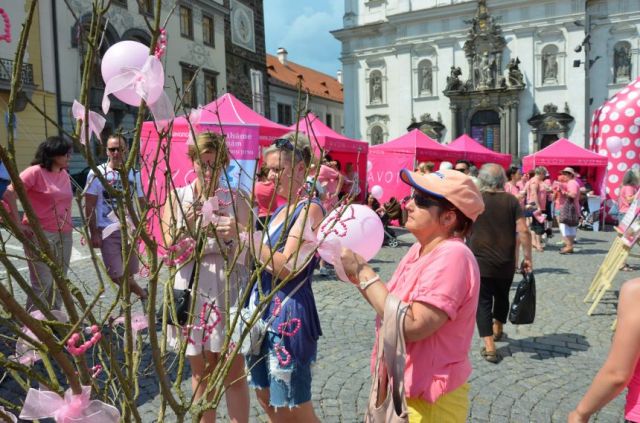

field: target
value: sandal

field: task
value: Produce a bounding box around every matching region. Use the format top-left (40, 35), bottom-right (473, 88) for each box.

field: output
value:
top-left (620, 265), bottom-right (635, 272)
top-left (480, 347), bottom-right (500, 364)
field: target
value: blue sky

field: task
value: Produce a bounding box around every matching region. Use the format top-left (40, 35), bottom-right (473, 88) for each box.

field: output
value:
top-left (263, 0), bottom-right (343, 78)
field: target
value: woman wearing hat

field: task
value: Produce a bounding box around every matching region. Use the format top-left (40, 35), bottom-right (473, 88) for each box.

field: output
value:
top-left (340, 169), bottom-right (484, 422)
top-left (556, 167), bottom-right (580, 254)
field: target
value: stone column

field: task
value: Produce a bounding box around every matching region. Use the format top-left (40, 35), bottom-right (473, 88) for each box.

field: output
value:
top-left (510, 102), bottom-right (519, 156)
top-left (450, 104), bottom-right (459, 139)
top-left (500, 107), bottom-right (507, 153)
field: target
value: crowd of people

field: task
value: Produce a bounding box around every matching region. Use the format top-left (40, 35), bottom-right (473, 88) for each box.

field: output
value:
top-left (3, 132), bottom-right (640, 422)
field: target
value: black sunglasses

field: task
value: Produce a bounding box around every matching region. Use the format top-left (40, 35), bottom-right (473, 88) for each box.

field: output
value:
top-left (410, 192), bottom-right (442, 209)
top-left (454, 167), bottom-right (467, 173)
top-left (107, 147), bottom-right (122, 153)
top-left (273, 138), bottom-right (303, 159)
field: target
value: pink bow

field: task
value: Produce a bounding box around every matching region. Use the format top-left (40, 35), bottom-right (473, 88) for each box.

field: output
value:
top-left (13, 310), bottom-right (68, 366)
top-left (299, 219), bottom-right (349, 282)
top-left (72, 101), bottom-right (106, 145)
top-left (186, 106), bottom-right (203, 146)
top-left (19, 385), bottom-right (120, 422)
top-left (201, 196), bottom-right (220, 226)
top-left (113, 313), bottom-right (148, 348)
top-left (101, 55), bottom-right (174, 127)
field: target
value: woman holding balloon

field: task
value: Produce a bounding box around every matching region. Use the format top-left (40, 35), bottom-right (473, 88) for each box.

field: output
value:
top-left (248, 132), bottom-right (324, 422)
top-left (340, 169), bottom-right (485, 422)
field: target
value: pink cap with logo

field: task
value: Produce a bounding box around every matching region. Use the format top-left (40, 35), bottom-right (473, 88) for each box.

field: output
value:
top-left (400, 168), bottom-right (485, 221)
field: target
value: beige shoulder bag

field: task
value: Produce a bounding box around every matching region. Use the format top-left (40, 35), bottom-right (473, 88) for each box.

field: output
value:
top-left (365, 294), bottom-right (409, 423)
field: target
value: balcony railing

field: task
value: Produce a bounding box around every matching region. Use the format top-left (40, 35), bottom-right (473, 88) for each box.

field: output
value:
top-left (0, 58), bottom-right (35, 86)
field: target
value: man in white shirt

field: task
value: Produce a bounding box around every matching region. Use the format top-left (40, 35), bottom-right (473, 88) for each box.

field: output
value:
top-left (85, 135), bottom-right (148, 304)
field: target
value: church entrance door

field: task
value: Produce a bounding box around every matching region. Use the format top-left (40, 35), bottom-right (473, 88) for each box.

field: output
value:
top-left (470, 110), bottom-right (500, 151)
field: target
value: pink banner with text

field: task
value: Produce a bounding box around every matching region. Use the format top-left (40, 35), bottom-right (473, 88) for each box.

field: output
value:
top-left (366, 150), bottom-right (414, 204)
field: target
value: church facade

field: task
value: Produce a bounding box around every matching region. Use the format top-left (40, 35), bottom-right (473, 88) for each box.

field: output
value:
top-left (332, 0), bottom-right (640, 157)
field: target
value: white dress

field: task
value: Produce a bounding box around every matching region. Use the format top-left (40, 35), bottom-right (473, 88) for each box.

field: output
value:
top-left (167, 182), bottom-right (247, 356)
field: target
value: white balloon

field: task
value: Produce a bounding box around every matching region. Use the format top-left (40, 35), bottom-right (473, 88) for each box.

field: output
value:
top-left (371, 185), bottom-right (383, 200)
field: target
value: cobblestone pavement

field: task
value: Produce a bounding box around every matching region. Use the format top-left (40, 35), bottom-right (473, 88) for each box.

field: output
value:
top-left (1, 225), bottom-right (638, 422)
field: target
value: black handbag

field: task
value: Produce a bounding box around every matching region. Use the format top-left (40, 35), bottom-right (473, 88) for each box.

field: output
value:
top-left (509, 271), bottom-right (536, 325)
top-left (167, 259), bottom-right (198, 327)
top-left (559, 200), bottom-right (579, 226)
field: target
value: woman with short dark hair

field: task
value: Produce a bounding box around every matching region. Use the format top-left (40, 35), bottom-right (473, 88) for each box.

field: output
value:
top-left (6, 136), bottom-right (74, 311)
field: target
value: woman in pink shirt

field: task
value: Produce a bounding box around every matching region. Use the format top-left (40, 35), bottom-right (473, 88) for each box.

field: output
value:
top-left (618, 169), bottom-right (639, 221)
top-left (556, 167), bottom-right (581, 254)
top-left (569, 277), bottom-right (640, 423)
top-left (6, 136), bottom-right (73, 311)
top-left (317, 157), bottom-right (343, 211)
top-left (254, 164), bottom-right (277, 231)
top-left (340, 169), bottom-right (484, 421)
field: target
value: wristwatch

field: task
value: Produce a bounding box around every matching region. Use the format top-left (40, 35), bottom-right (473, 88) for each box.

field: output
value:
top-left (359, 275), bottom-right (380, 290)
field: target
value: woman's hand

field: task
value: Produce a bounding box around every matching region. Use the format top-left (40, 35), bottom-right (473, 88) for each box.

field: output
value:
top-left (567, 410), bottom-right (589, 423)
top-left (215, 216), bottom-right (239, 243)
top-left (340, 247), bottom-right (368, 284)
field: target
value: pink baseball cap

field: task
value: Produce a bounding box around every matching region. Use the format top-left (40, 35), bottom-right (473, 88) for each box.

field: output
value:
top-left (400, 168), bottom-right (485, 221)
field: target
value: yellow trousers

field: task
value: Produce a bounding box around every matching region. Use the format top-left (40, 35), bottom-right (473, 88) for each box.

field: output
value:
top-left (406, 383), bottom-right (469, 423)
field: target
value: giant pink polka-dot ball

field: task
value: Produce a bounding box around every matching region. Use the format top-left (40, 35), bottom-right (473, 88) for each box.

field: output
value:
top-left (591, 76), bottom-right (640, 218)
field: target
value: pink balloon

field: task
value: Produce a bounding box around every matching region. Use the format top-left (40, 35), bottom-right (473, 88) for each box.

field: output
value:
top-left (101, 41), bottom-right (159, 106)
top-left (371, 185), bottom-right (383, 200)
top-left (319, 204), bottom-right (384, 264)
top-left (606, 136), bottom-right (623, 154)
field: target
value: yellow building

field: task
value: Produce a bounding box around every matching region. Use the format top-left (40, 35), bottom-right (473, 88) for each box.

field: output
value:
top-left (0, 1), bottom-right (58, 172)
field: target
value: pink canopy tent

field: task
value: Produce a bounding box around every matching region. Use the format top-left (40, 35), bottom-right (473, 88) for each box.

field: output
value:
top-left (448, 134), bottom-right (512, 168)
top-left (289, 113), bottom-right (369, 200)
top-left (367, 129), bottom-right (462, 203)
top-left (522, 138), bottom-right (608, 195)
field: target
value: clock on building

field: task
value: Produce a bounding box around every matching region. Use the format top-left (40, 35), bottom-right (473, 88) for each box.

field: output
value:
top-left (231, 0), bottom-right (255, 52)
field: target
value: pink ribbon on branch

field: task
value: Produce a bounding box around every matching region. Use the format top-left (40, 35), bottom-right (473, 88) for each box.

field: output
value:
top-left (13, 310), bottom-right (68, 366)
top-left (112, 313), bottom-right (149, 348)
top-left (19, 385), bottom-right (120, 422)
top-left (101, 55), bottom-right (174, 127)
top-left (72, 101), bottom-right (106, 145)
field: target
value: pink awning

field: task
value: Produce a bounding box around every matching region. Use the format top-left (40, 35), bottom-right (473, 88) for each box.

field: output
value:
top-left (522, 138), bottom-right (607, 169)
top-left (372, 129), bottom-right (460, 162)
top-left (289, 113), bottom-right (368, 154)
top-left (448, 134), bottom-right (512, 167)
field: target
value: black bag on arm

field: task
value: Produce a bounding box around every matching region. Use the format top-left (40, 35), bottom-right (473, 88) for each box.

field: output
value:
top-left (509, 272), bottom-right (536, 325)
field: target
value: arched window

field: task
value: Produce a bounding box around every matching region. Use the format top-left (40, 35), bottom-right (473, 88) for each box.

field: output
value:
top-left (418, 59), bottom-right (433, 96)
top-left (614, 41), bottom-right (632, 83)
top-left (369, 70), bottom-right (383, 104)
top-left (541, 44), bottom-right (559, 84)
top-left (371, 125), bottom-right (384, 145)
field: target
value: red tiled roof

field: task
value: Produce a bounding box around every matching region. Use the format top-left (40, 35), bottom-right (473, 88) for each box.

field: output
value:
top-left (266, 54), bottom-right (343, 103)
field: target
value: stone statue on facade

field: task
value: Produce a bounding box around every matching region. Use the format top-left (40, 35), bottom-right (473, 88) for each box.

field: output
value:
top-left (614, 44), bottom-right (631, 82)
top-left (420, 64), bottom-right (432, 95)
top-left (477, 52), bottom-right (494, 88)
top-left (506, 57), bottom-right (524, 87)
top-left (370, 74), bottom-right (382, 103)
top-left (445, 66), bottom-right (463, 91)
top-left (371, 126), bottom-right (383, 145)
top-left (542, 52), bottom-right (558, 83)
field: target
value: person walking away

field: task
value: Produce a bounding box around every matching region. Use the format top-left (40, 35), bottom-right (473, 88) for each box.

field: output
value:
top-left (525, 167), bottom-right (548, 252)
top-left (85, 135), bottom-right (148, 305)
top-left (568, 278), bottom-right (640, 423)
top-left (470, 163), bottom-right (533, 363)
top-left (340, 168), bottom-right (485, 422)
top-left (5, 136), bottom-right (74, 312)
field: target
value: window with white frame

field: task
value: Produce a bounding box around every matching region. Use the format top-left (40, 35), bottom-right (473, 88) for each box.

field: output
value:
top-left (250, 69), bottom-right (265, 115)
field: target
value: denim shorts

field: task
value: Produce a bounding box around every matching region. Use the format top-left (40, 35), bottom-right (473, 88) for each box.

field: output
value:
top-left (246, 331), bottom-right (315, 408)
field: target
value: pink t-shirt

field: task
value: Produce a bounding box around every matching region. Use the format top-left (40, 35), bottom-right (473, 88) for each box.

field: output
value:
top-left (619, 185), bottom-right (638, 214)
top-left (373, 239), bottom-right (480, 403)
top-left (254, 180), bottom-right (277, 217)
top-left (557, 179), bottom-right (581, 213)
top-left (19, 165), bottom-right (73, 233)
top-left (526, 178), bottom-right (547, 211)
top-left (625, 359), bottom-right (640, 421)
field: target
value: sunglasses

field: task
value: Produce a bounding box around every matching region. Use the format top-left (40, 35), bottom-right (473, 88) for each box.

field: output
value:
top-left (107, 147), bottom-right (123, 153)
top-left (410, 192), bottom-right (442, 209)
top-left (273, 138), bottom-right (303, 159)
top-left (454, 167), bottom-right (467, 173)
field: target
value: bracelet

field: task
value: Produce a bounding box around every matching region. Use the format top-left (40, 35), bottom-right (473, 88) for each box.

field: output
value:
top-left (359, 275), bottom-right (380, 290)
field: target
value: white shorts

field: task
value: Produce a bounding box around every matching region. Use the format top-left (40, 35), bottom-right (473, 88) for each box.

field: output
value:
top-left (559, 223), bottom-right (577, 237)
